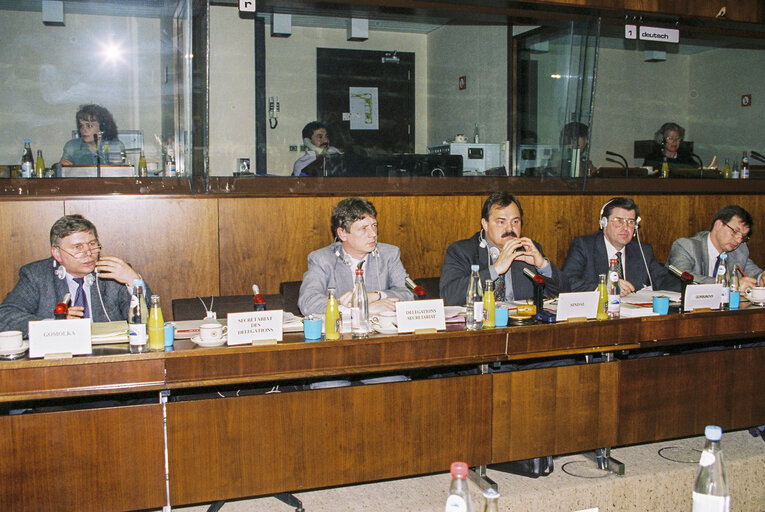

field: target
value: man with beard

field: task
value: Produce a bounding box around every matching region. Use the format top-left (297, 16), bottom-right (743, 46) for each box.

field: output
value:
top-left (440, 192), bottom-right (568, 305)
top-left (292, 121), bottom-right (341, 176)
top-left (562, 197), bottom-right (678, 294)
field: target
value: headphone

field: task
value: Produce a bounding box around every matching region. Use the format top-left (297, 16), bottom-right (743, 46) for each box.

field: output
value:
top-left (478, 230), bottom-right (501, 261)
top-left (599, 198), bottom-right (641, 231)
top-left (53, 260), bottom-right (96, 285)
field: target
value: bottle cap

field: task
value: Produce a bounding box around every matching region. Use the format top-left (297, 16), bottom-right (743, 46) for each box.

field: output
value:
top-left (483, 488), bottom-right (500, 499)
top-left (471, 264), bottom-right (480, 271)
top-left (449, 461), bottom-right (468, 479)
top-left (705, 425), bottom-right (722, 441)
top-left (355, 268), bottom-right (364, 275)
top-left (24, 139), bottom-right (30, 144)
top-left (132, 278), bottom-right (144, 288)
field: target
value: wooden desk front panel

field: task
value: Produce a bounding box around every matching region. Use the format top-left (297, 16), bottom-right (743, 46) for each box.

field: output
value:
top-left (167, 375), bottom-right (492, 505)
top-left (0, 404), bottom-right (166, 512)
top-left (491, 362), bottom-right (620, 461)
top-left (617, 346), bottom-right (765, 445)
top-left (164, 331), bottom-right (506, 388)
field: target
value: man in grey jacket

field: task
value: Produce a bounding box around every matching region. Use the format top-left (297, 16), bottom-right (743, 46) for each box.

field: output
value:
top-left (666, 205), bottom-right (762, 292)
top-left (298, 197), bottom-right (414, 316)
top-left (0, 214), bottom-right (150, 337)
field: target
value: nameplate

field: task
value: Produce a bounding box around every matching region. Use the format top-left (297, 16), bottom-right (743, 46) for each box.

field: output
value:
top-left (227, 310), bottom-right (283, 345)
top-left (684, 284), bottom-right (722, 312)
top-left (396, 299), bottom-right (446, 333)
top-left (556, 291), bottom-right (599, 322)
top-left (28, 319), bottom-right (92, 359)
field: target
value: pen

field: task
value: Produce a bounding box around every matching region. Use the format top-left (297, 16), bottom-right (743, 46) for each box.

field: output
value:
top-left (737, 265), bottom-right (747, 278)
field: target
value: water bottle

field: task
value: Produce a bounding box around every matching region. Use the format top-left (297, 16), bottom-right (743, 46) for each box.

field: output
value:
top-left (740, 151), bottom-right (749, 180)
top-left (445, 461), bottom-right (474, 512)
top-left (465, 265), bottom-right (483, 330)
top-left (481, 488), bottom-right (500, 512)
top-left (20, 139), bottom-right (34, 178)
top-left (351, 268), bottom-right (370, 337)
top-left (607, 258), bottom-right (620, 319)
top-left (129, 281), bottom-right (149, 353)
top-left (692, 425), bottom-right (730, 512)
top-left (715, 253), bottom-right (729, 309)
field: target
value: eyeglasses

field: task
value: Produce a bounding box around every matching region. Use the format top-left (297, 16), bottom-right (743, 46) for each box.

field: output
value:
top-left (724, 223), bottom-right (750, 242)
top-left (665, 136), bottom-right (683, 142)
top-left (57, 240), bottom-right (102, 259)
top-left (608, 217), bottom-right (637, 227)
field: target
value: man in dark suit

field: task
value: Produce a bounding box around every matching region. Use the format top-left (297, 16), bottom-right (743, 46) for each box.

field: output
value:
top-left (562, 197), bottom-right (679, 294)
top-left (0, 214), bottom-right (150, 336)
top-left (440, 192), bottom-right (568, 305)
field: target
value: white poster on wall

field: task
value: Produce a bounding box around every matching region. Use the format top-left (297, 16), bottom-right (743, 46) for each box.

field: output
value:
top-left (349, 87), bottom-right (379, 130)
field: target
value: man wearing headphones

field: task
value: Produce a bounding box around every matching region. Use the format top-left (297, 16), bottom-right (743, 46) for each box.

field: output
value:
top-left (0, 214), bottom-right (150, 337)
top-left (298, 197), bottom-right (414, 316)
top-left (440, 192), bottom-right (568, 306)
top-left (562, 197), bottom-right (679, 294)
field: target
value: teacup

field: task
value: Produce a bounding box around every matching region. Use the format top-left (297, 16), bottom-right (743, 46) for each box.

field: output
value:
top-left (0, 330), bottom-right (23, 351)
top-left (370, 312), bottom-right (397, 332)
top-left (199, 322), bottom-right (226, 343)
top-left (745, 286), bottom-right (765, 303)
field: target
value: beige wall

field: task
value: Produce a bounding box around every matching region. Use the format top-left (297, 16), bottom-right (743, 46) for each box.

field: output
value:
top-left (0, 10), bottom-right (162, 166)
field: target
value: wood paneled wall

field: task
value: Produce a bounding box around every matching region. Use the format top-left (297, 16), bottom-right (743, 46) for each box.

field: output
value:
top-left (2, 194), bottom-right (764, 319)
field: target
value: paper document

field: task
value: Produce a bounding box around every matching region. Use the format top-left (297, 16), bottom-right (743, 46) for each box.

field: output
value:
top-left (619, 303), bottom-right (659, 318)
top-left (91, 321), bottom-right (129, 344)
top-left (621, 289), bottom-right (681, 305)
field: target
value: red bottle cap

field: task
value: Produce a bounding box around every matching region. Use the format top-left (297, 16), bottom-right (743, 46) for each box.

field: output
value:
top-left (450, 461), bottom-right (468, 479)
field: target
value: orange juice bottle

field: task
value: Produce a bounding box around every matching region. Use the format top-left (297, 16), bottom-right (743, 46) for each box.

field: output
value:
top-left (148, 294), bottom-right (165, 351)
top-left (325, 288), bottom-right (340, 340)
top-left (596, 274), bottom-right (608, 320)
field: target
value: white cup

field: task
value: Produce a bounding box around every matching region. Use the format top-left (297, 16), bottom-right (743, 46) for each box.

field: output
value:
top-left (199, 323), bottom-right (225, 342)
top-left (0, 330), bottom-right (24, 351)
top-left (454, 134), bottom-right (467, 143)
top-left (745, 286), bottom-right (765, 303)
top-left (370, 312), bottom-right (397, 332)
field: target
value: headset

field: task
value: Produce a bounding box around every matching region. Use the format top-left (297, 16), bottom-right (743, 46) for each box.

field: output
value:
top-left (598, 198), bottom-right (653, 290)
top-left (478, 230), bottom-right (500, 261)
top-left (53, 259), bottom-right (111, 322)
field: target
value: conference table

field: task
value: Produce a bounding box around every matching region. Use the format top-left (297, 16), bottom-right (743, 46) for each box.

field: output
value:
top-left (1, 308), bottom-right (764, 511)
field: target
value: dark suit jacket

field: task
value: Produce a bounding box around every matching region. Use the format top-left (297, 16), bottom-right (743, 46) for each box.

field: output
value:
top-left (440, 231), bottom-right (568, 306)
top-left (562, 231), bottom-right (680, 292)
top-left (0, 257), bottom-right (151, 337)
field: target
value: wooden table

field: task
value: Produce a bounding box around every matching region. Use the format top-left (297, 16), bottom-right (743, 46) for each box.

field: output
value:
top-left (2, 310), bottom-right (764, 511)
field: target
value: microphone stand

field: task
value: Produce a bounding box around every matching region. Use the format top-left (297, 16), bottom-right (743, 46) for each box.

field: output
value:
top-left (750, 151), bottom-right (765, 165)
top-left (95, 131), bottom-right (103, 178)
top-left (605, 151), bottom-right (629, 177)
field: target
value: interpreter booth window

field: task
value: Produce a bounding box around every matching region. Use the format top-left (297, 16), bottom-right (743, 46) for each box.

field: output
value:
top-left (514, 19), bottom-right (599, 178)
top-left (0, 0), bottom-right (193, 179)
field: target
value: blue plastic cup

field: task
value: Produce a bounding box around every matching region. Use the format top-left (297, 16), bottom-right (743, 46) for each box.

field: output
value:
top-left (495, 306), bottom-right (509, 327)
top-left (652, 296), bottom-right (670, 315)
top-left (729, 291), bottom-right (741, 310)
top-left (164, 322), bottom-right (175, 348)
top-left (303, 318), bottom-right (322, 341)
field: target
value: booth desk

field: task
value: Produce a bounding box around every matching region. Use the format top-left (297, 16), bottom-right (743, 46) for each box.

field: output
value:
top-left (1, 311), bottom-right (765, 511)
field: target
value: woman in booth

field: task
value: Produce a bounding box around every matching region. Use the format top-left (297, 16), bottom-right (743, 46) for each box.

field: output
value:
top-left (643, 121), bottom-right (698, 170)
top-left (60, 104), bottom-right (125, 166)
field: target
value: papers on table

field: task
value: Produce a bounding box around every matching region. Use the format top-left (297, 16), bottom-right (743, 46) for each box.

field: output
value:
top-left (91, 321), bottom-right (129, 344)
top-left (619, 303), bottom-right (659, 318)
top-left (621, 289), bottom-right (681, 305)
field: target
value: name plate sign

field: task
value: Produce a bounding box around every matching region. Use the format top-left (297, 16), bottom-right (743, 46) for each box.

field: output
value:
top-left (28, 318), bottom-right (91, 358)
top-left (684, 284), bottom-right (722, 311)
top-left (556, 291), bottom-right (599, 321)
top-left (396, 299), bottom-right (446, 333)
top-left (227, 310), bottom-right (283, 345)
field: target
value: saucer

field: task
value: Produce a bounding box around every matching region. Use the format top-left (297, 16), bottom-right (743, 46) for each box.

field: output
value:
top-left (0, 340), bottom-right (29, 359)
top-left (191, 335), bottom-right (227, 348)
top-left (371, 324), bottom-right (398, 335)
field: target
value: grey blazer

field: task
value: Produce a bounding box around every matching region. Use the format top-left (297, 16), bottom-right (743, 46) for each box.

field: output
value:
top-left (666, 231), bottom-right (763, 284)
top-left (298, 242), bottom-right (414, 316)
top-left (0, 257), bottom-right (150, 337)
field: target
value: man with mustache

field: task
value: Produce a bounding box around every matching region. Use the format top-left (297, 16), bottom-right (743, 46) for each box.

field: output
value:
top-left (292, 121), bottom-right (341, 176)
top-left (440, 192), bottom-right (568, 305)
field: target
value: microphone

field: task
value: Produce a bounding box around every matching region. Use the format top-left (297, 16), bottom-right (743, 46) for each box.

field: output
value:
top-left (605, 157), bottom-right (626, 169)
top-left (405, 277), bottom-right (426, 296)
top-left (750, 150), bottom-right (765, 164)
top-left (522, 267), bottom-right (547, 285)
top-left (668, 264), bottom-right (695, 283)
top-left (605, 151), bottom-right (629, 169)
top-left (54, 292), bottom-right (71, 319)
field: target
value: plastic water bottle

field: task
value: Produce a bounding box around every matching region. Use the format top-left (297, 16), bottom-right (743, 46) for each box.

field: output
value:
top-left (607, 258), bottom-right (621, 319)
top-left (465, 265), bottom-right (483, 330)
top-left (351, 268), bottom-right (370, 337)
top-left (129, 281), bottom-right (149, 353)
top-left (445, 461), bottom-right (474, 512)
top-left (715, 253), bottom-right (729, 309)
top-left (692, 425), bottom-right (730, 512)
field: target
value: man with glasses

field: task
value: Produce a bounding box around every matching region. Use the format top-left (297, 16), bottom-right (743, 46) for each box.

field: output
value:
top-left (0, 214), bottom-right (150, 336)
top-left (667, 205), bottom-right (762, 292)
top-left (563, 197), bottom-right (679, 294)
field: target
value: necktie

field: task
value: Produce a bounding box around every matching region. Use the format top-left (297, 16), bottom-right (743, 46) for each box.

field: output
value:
top-left (494, 273), bottom-right (505, 302)
top-left (712, 255), bottom-right (721, 278)
top-left (615, 251), bottom-right (624, 280)
top-left (73, 277), bottom-right (90, 319)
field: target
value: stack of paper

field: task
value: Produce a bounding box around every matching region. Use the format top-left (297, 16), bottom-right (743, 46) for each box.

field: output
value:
top-left (91, 321), bottom-right (129, 344)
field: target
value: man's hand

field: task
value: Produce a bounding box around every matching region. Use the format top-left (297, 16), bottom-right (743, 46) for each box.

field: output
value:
top-left (95, 256), bottom-right (140, 285)
top-left (739, 276), bottom-right (757, 293)
top-left (619, 279), bottom-right (636, 296)
top-left (66, 306), bottom-right (85, 319)
top-left (493, 237), bottom-right (546, 275)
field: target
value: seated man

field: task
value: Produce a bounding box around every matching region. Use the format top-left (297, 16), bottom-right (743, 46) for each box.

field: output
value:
top-left (292, 121), bottom-right (341, 176)
top-left (298, 197), bottom-right (414, 316)
top-left (440, 192), bottom-right (567, 305)
top-left (667, 205), bottom-right (763, 292)
top-left (0, 214), bottom-right (150, 336)
top-left (563, 197), bottom-right (679, 294)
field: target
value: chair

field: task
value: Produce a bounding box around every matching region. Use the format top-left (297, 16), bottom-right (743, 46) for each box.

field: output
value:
top-left (279, 281), bottom-right (303, 316)
top-left (171, 294), bottom-right (283, 321)
top-left (414, 277), bottom-right (441, 299)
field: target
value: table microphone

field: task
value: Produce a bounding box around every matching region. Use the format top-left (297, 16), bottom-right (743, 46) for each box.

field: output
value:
top-left (405, 277), bottom-right (426, 296)
top-left (522, 267), bottom-right (547, 284)
top-left (605, 151), bottom-right (629, 169)
top-left (668, 264), bottom-right (695, 283)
